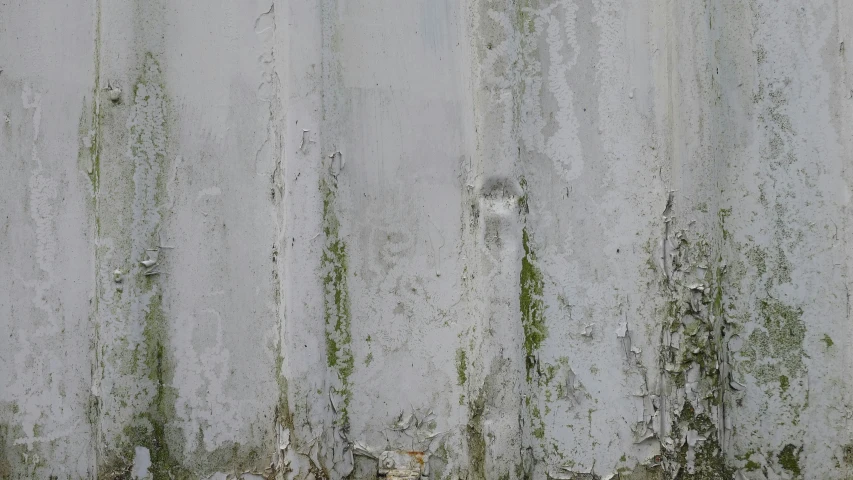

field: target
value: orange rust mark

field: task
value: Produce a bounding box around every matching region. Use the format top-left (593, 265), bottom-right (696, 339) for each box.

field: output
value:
top-left (405, 451), bottom-right (425, 466)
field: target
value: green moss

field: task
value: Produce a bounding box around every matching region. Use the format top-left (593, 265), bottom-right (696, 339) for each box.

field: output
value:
top-left (821, 334), bottom-right (834, 348)
top-left (320, 175), bottom-right (353, 426)
top-left (779, 375), bottom-right (789, 392)
top-left (777, 444), bottom-right (802, 476)
top-left (520, 228), bottom-right (547, 372)
top-left (456, 348), bottom-right (468, 385)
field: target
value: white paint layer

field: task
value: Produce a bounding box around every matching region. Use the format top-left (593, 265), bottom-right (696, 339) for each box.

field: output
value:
top-left (1, 0), bottom-right (851, 478)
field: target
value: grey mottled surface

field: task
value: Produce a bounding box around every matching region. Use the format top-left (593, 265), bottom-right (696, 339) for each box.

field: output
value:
top-left (1, 0), bottom-right (851, 478)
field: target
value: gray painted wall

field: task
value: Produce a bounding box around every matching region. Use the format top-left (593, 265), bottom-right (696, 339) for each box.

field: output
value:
top-left (1, 0), bottom-right (851, 478)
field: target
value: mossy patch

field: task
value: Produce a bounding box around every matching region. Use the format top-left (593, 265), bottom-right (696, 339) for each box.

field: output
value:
top-left (97, 52), bottom-right (191, 479)
top-left (718, 208), bottom-right (732, 240)
top-left (456, 348), bottom-right (468, 385)
top-left (100, 292), bottom-right (191, 480)
top-left (779, 375), bottom-right (789, 392)
top-left (668, 403), bottom-right (733, 479)
top-left (654, 225), bottom-right (732, 476)
top-left (520, 228), bottom-right (547, 373)
top-left (466, 389), bottom-right (487, 480)
top-left (744, 459), bottom-right (761, 471)
top-left (777, 444), bottom-right (802, 477)
top-left (320, 174), bottom-right (353, 426)
top-left (80, 1), bottom-right (103, 194)
top-left (842, 444), bottom-right (853, 465)
top-left (275, 337), bottom-right (293, 430)
top-left (531, 404), bottom-right (545, 439)
top-left (0, 407), bottom-right (29, 477)
top-left (114, 320), bottom-right (269, 477)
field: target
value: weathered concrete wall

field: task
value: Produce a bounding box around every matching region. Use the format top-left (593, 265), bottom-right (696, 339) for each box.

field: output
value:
top-left (1, 0), bottom-right (851, 479)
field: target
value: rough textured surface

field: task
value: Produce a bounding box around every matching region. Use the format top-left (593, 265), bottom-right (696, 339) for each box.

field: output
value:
top-left (1, 0), bottom-right (851, 479)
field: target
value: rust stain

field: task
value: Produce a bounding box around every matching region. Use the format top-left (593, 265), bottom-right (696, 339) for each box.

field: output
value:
top-left (405, 451), bottom-right (425, 466)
